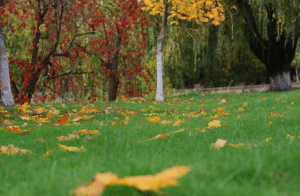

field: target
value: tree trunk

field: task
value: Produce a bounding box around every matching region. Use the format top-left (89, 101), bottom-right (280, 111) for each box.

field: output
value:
top-left (108, 71), bottom-right (118, 101)
top-left (155, 0), bottom-right (168, 101)
top-left (269, 72), bottom-right (292, 91)
top-left (0, 26), bottom-right (14, 106)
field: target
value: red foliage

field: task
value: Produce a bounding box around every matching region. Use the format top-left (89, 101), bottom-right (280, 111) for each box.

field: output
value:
top-left (4, 0), bottom-right (149, 103)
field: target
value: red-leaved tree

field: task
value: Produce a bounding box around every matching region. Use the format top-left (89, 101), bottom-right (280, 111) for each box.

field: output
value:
top-left (88, 0), bottom-right (150, 101)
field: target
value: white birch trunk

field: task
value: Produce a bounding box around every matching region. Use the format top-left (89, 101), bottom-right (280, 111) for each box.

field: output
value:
top-left (0, 27), bottom-right (14, 106)
top-left (156, 38), bottom-right (164, 101)
top-left (155, 0), bottom-right (168, 101)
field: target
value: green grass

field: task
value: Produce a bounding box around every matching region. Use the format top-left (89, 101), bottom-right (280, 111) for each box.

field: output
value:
top-left (1, 89), bottom-right (300, 196)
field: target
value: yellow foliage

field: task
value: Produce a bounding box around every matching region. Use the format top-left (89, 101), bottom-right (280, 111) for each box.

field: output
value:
top-left (138, 0), bottom-right (225, 26)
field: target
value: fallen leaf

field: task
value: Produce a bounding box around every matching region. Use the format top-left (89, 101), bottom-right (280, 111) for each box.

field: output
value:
top-left (70, 165), bottom-right (191, 196)
top-left (57, 144), bottom-right (84, 152)
top-left (5, 126), bottom-right (30, 134)
top-left (207, 120), bottom-right (221, 129)
top-left (148, 134), bottom-right (168, 141)
top-left (219, 98), bottom-right (229, 104)
top-left (261, 137), bottom-right (272, 144)
top-left (227, 143), bottom-right (245, 148)
top-left (57, 134), bottom-right (79, 141)
top-left (211, 139), bottom-right (227, 150)
top-left (3, 119), bottom-right (13, 125)
top-left (43, 149), bottom-right (54, 157)
top-left (0, 144), bottom-right (32, 155)
top-left (266, 121), bottom-right (272, 126)
top-left (149, 116), bottom-right (161, 123)
top-left (56, 116), bottom-right (70, 125)
top-left (77, 128), bottom-right (100, 136)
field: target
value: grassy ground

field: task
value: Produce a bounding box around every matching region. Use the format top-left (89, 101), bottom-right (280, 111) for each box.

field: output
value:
top-left (1, 89), bottom-right (300, 196)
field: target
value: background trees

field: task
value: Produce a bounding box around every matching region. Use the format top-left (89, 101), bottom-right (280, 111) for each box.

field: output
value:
top-left (1, 0), bottom-right (300, 105)
top-left (236, 0), bottom-right (300, 91)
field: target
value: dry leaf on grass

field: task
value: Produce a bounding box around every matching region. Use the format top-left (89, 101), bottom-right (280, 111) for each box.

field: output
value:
top-left (57, 144), bottom-right (84, 152)
top-left (57, 134), bottom-right (79, 141)
top-left (261, 137), bottom-right (272, 144)
top-left (56, 116), bottom-right (70, 125)
top-left (70, 165), bottom-right (192, 196)
top-left (6, 126), bottom-right (30, 134)
top-left (207, 120), bottom-right (221, 129)
top-left (211, 139), bottom-right (227, 150)
top-left (0, 144), bottom-right (32, 155)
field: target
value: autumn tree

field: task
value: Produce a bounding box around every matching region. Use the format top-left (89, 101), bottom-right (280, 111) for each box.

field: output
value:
top-left (89, 0), bottom-right (149, 101)
top-left (0, 0), bottom-right (14, 106)
top-left (236, 0), bottom-right (300, 91)
top-left (2, 0), bottom-right (104, 104)
top-left (138, 0), bottom-right (225, 101)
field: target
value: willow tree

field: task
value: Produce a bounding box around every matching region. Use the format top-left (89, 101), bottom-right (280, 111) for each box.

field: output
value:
top-left (0, 0), bottom-right (14, 106)
top-left (138, 0), bottom-right (225, 101)
top-left (236, 0), bottom-right (300, 91)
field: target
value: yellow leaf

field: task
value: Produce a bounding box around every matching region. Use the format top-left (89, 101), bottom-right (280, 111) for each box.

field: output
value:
top-left (261, 137), bottom-right (272, 144)
top-left (243, 102), bottom-right (248, 106)
top-left (286, 134), bottom-right (296, 139)
top-left (57, 134), bottom-right (79, 141)
top-left (57, 144), bottom-right (84, 152)
top-left (207, 120), bottom-right (221, 129)
top-left (149, 116), bottom-right (161, 123)
top-left (227, 143), bottom-right (245, 148)
top-left (81, 115), bottom-right (90, 120)
top-left (34, 107), bottom-right (45, 113)
top-left (219, 98), bottom-right (229, 104)
top-left (0, 144), bottom-right (32, 155)
top-left (274, 97), bottom-right (280, 101)
top-left (21, 116), bottom-right (31, 120)
top-left (79, 106), bottom-right (87, 113)
top-left (211, 139), bottom-right (227, 150)
top-left (77, 128), bottom-right (100, 136)
top-left (43, 149), bottom-right (54, 157)
top-left (71, 165), bottom-right (191, 195)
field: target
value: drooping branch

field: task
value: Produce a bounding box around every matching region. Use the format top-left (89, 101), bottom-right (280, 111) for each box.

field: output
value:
top-left (50, 71), bottom-right (95, 80)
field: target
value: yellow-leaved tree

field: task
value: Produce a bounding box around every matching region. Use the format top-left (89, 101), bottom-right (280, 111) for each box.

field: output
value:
top-left (138, 0), bottom-right (225, 101)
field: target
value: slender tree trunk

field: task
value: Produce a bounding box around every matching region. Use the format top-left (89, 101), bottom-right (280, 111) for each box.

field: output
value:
top-left (155, 0), bottom-right (168, 101)
top-left (296, 65), bottom-right (299, 83)
top-left (0, 26), bottom-right (14, 106)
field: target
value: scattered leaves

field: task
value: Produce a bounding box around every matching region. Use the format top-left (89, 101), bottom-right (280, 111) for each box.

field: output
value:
top-left (0, 144), bottom-right (32, 155)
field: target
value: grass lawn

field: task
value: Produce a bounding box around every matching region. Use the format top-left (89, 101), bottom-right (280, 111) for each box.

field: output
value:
top-left (1, 89), bottom-right (300, 196)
